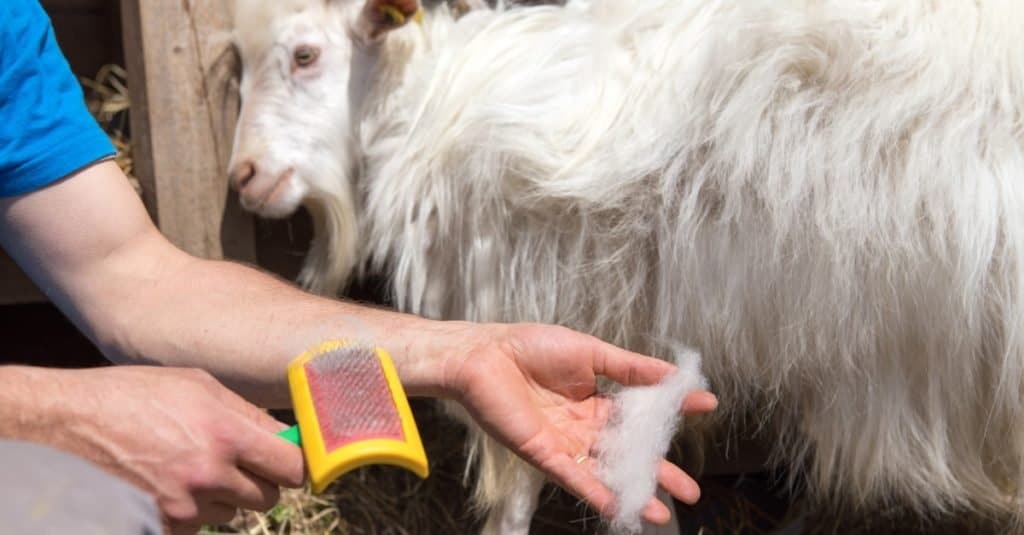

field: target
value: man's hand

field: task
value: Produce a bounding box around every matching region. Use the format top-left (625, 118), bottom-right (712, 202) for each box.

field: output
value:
top-left (418, 322), bottom-right (718, 526)
top-left (0, 365), bottom-right (305, 534)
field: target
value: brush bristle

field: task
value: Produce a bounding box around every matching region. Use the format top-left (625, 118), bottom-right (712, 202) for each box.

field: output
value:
top-left (304, 344), bottom-right (405, 451)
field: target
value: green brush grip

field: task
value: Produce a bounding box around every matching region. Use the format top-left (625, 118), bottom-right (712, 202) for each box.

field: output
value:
top-left (278, 425), bottom-right (302, 446)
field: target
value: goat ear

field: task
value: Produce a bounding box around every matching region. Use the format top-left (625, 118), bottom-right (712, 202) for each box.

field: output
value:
top-left (356, 0), bottom-right (422, 42)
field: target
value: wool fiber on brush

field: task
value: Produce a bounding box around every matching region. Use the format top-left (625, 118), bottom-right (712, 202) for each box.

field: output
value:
top-left (595, 349), bottom-right (708, 534)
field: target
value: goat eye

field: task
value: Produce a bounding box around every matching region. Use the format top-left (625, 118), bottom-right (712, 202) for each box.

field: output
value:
top-left (293, 45), bottom-right (320, 68)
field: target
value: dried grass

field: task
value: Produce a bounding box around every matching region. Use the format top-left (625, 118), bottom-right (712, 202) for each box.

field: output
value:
top-left (203, 400), bottom-right (484, 535)
top-left (80, 63), bottom-right (141, 195)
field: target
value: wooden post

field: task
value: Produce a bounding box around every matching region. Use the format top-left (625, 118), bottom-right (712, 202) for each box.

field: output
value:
top-left (120, 0), bottom-right (255, 261)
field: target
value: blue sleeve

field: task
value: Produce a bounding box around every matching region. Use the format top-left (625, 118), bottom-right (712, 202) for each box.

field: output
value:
top-left (0, 0), bottom-right (116, 197)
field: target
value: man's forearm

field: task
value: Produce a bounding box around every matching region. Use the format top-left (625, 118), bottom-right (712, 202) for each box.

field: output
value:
top-left (0, 161), bottom-right (469, 408)
top-left (85, 243), bottom-right (467, 407)
top-left (0, 366), bottom-right (71, 442)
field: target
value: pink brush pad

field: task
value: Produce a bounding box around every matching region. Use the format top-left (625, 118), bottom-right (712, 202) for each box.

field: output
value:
top-left (304, 347), bottom-right (405, 452)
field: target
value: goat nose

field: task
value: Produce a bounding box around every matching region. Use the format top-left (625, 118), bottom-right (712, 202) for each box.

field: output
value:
top-left (229, 160), bottom-right (256, 191)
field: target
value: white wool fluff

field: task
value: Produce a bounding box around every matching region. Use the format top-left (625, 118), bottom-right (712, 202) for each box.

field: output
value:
top-left (596, 351), bottom-right (708, 534)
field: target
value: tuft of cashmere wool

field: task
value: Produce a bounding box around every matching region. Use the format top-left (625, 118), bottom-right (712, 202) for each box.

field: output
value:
top-left (596, 350), bottom-right (708, 534)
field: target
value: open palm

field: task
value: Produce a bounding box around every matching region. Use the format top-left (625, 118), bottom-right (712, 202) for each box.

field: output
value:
top-left (449, 323), bottom-right (717, 525)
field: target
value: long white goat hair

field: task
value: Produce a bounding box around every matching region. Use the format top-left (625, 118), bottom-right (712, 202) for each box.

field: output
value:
top-left (347, 0), bottom-right (1024, 520)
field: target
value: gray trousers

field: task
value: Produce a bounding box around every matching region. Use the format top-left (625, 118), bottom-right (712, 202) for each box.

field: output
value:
top-left (0, 439), bottom-right (162, 534)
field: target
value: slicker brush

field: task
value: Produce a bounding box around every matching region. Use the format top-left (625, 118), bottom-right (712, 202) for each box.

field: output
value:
top-left (277, 340), bottom-right (429, 493)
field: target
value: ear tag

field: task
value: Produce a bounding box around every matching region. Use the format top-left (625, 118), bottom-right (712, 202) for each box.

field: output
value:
top-left (377, 4), bottom-right (424, 26)
top-left (379, 4), bottom-right (409, 25)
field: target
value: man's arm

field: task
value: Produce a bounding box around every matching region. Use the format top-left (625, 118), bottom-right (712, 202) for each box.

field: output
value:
top-left (0, 159), bottom-right (455, 529)
top-left (0, 159), bottom-right (453, 407)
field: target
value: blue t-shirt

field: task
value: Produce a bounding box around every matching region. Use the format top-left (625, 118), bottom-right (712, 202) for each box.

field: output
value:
top-left (0, 0), bottom-right (115, 197)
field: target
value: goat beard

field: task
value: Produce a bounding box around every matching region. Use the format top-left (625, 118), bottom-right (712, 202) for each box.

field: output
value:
top-left (298, 191), bottom-right (360, 296)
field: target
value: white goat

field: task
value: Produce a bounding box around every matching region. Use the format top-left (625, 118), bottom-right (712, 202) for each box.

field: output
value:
top-left (228, 0), bottom-right (1024, 532)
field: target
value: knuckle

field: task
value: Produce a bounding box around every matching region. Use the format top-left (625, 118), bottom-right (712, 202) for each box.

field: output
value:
top-left (186, 458), bottom-right (225, 491)
top-left (263, 447), bottom-right (305, 489)
top-left (207, 421), bottom-right (240, 451)
top-left (287, 459), bottom-right (306, 488)
top-left (271, 443), bottom-right (306, 489)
